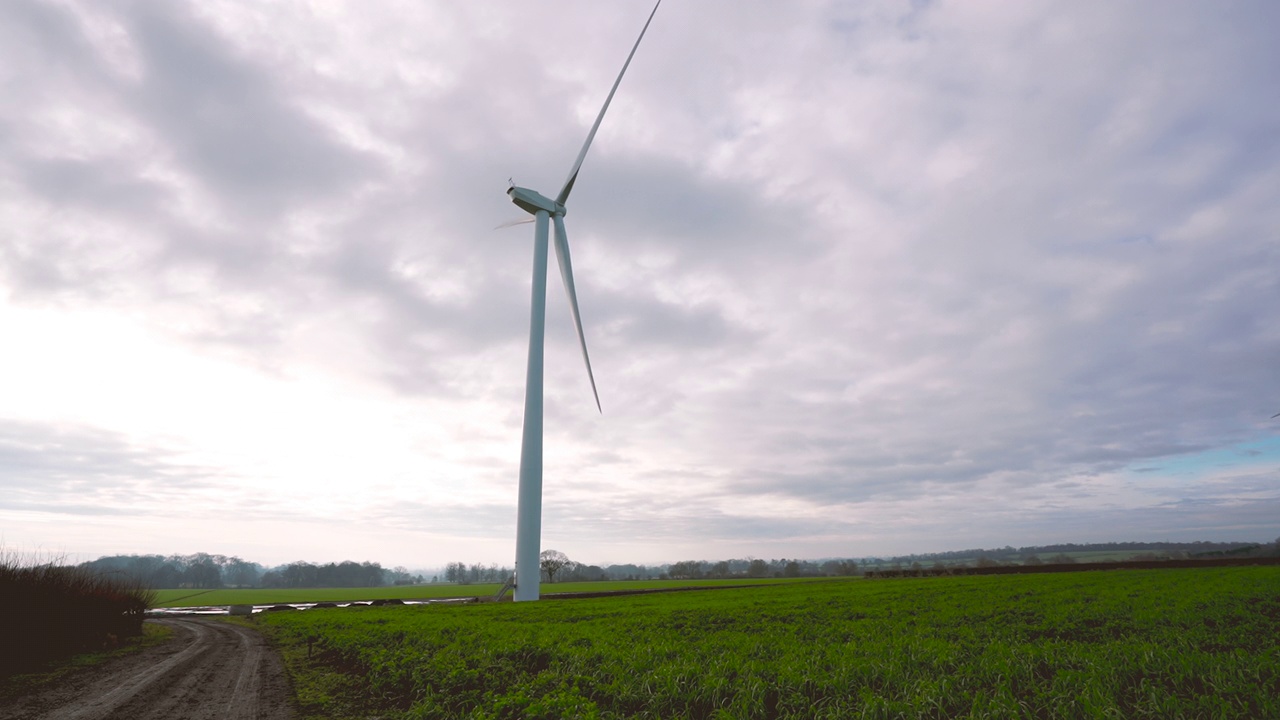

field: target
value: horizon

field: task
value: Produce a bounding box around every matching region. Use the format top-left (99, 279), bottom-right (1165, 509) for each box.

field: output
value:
top-left (44, 536), bottom-right (1277, 574)
top-left (2, 2), bottom-right (1278, 569)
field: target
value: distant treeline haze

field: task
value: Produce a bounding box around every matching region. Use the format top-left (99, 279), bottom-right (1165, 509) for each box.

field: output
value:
top-left (78, 553), bottom-right (421, 590)
top-left (80, 540), bottom-right (1277, 590)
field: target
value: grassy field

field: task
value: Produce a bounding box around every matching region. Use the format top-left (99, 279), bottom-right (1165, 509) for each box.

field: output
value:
top-left (252, 566), bottom-right (1279, 718)
top-left (152, 578), bottom-right (822, 608)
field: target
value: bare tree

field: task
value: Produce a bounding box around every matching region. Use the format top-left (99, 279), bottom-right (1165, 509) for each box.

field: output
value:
top-left (539, 550), bottom-right (571, 583)
top-left (444, 562), bottom-right (467, 584)
top-left (668, 560), bottom-right (703, 580)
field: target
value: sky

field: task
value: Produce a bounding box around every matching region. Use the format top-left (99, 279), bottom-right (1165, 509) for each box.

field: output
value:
top-left (2, 0), bottom-right (1278, 569)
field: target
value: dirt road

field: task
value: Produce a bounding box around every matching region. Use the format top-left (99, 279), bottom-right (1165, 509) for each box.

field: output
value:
top-left (4, 618), bottom-right (294, 720)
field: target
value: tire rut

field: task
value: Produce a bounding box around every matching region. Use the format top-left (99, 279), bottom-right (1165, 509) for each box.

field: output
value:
top-left (3, 618), bottom-right (293, 720)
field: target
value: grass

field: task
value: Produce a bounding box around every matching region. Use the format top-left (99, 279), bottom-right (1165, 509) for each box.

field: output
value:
top-left (152, 578), bottom-right (822, 608)
top-left (254, 566), bottom-right (1280, 719)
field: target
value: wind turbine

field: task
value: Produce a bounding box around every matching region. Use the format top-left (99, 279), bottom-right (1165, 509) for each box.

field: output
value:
top-left (506, 1), bottom-right (661, 602)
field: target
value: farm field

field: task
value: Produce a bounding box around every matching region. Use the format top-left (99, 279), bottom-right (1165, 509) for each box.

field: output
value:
top-left (152, 577), bottom-right (823, 608)
top-left (254, 566), bottom-right (1280, 719)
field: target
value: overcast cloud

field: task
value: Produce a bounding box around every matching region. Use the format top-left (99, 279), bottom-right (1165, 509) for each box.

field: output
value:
top-left (2, 0), bottom-right (1277, 568)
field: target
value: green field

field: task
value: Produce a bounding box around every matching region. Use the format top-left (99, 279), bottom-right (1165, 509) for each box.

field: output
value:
top-left (152, 578), bottom-right (819, 608)
top-left (251, 567), bottom-right (1280, 718)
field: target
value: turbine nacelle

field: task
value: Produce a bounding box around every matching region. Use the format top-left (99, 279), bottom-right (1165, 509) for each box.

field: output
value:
top-left (508, 186), bottom-right (565, 217)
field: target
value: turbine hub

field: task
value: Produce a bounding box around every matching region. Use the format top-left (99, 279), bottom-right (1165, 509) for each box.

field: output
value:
top-left (508, 186), bottom-right (566, 217)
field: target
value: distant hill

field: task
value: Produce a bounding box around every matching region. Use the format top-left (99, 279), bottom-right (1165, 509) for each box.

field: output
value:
top-left (855, 540), bottom-right (1278, 570)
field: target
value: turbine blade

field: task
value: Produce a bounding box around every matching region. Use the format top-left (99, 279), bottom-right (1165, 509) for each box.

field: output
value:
top-left (555, 0), bottom-right (661, 206)
top-left (552, 214), bottom-right (601, 413)
top-left (495, 217), bottom-right (535, 230)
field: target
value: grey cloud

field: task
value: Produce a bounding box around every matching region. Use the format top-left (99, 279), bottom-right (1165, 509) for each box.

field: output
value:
top-left (0, 420), bottom-right (219, 515)
top-left (365, 500), bottom-right (514, 538)
top-left (573, 290), bottom-right (746, 351)
top-left (2, 1), bottom-right (1279, 564)
top-left (122, 2), bottom-right (378, 217)
top-left (0, 421), bottom-right (196, 484)
top-left (997, 493), bottom-right (1280, 546)
top-left (0, 0), bottom-right (103, 82)
top-left (19, 156), bottom-right (173, 217)
top-left (571, 156), bottom-right (804, 266)
top-left (368, 492), bottom-right (853, 548)
top-left (1, 502), bottom-right (138, 517)
top-left (0, 0), bottom-right (376, 309)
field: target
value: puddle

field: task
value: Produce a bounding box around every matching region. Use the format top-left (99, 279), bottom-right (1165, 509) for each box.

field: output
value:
top-left (147, 597), bottom-right (477, 616)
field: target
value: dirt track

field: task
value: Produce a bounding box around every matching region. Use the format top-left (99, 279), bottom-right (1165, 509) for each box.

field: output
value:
top-left (4, 618), bottom-right (294, 720)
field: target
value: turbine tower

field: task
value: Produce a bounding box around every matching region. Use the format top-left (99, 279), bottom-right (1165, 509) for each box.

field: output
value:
top-left (507, 1), bottom-right (661, 602)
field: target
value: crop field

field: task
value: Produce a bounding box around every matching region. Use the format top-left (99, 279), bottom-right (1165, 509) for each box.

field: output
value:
top-left (152, 578), bottom-right (820, 608)
top-left (254, 566), bottom-right (1279, 719)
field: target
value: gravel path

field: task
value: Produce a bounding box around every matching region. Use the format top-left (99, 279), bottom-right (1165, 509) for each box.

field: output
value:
top-left (4, 618), bottom-right (294, 720)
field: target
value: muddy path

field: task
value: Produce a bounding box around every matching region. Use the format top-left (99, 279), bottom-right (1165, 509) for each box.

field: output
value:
top-left (4, 618), bottom-right (294, 720)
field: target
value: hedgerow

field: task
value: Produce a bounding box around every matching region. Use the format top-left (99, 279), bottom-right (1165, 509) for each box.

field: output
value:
top-left (0, 550), bottom-right (157, 676)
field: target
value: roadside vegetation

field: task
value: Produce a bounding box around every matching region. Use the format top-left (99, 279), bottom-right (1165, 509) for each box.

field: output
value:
top-left (0, 551), bottom-right (157, 678)
top-left (256, 566), bottom-right (1280, 719)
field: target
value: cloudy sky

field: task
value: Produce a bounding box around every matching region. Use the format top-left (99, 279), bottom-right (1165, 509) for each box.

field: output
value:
top-left (2, 1), bottom-right (1278, 569)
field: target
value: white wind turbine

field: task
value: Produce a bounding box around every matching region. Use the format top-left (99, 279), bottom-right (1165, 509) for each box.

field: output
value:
top-left (505, 1), bottom-right (661, 602)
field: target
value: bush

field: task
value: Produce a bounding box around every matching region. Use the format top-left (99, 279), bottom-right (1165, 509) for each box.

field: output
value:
top-left (0, 550), bottom-right (157, 677)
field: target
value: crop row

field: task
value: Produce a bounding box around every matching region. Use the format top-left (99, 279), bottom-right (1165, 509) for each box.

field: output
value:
top-left (257, 567), bottom-right (1280, 719)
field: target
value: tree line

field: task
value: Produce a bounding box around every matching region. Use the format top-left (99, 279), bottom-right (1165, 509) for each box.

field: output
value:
top-left (77, 553), bottom-right (421, 589)
top-left (74, 539), bottom-right (1279, 590)
top-left (436, 552), bottom-right (863, 584)
top-left (859, 540), bottom-right (1276, 568)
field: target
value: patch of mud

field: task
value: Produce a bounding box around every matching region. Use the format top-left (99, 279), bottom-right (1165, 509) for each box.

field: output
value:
top-left (3, 618), bottom-right (294, 719)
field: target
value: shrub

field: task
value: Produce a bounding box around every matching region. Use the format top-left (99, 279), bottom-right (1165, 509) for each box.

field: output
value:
top-left (0, 550), bottom-right (157, 677)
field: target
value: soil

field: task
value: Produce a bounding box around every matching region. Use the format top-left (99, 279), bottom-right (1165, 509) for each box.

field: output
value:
top-left (2, 618), bottom-right (294, 720)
